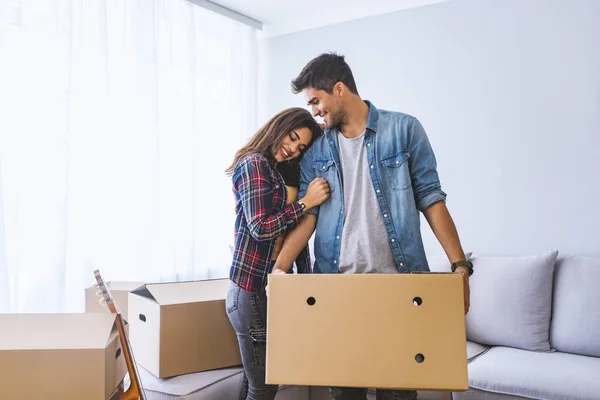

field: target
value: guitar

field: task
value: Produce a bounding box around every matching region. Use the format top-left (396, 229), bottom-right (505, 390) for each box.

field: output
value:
top-left (93, 269), bottom-right (146, 400)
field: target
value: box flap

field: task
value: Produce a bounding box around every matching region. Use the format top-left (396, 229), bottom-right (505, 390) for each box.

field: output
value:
top-left (131, 278), bottom-right (230, 306)
top-left (106, 281), bottom-right (145, 291)
top-left (0, 313), bottom-right (117, 351)
top-left (85, 280), bottom-right (145, 292)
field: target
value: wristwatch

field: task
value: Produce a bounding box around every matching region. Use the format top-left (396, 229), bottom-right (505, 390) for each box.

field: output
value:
top-left (298, 201), bottom-right (307, 213)
top-left (451, 259), bottom-right (474, 276)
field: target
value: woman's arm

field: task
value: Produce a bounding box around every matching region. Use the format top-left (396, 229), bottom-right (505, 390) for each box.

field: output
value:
top-left (235, 155), bottom-right (304, 242)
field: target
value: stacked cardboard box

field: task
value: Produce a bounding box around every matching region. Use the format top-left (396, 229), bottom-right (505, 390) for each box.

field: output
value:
top-left (83, 276), bottom-right (245, 399)
top-left (0, 313), bottom-right (128, 400)
top-left (85, 280), bottom-right (145, 322)
top-left (127, 278), bottom-right (242, 378)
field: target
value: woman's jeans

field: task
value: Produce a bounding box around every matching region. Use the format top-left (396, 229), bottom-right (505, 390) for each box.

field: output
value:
top-left (226, 282), bottom-right (278, 400)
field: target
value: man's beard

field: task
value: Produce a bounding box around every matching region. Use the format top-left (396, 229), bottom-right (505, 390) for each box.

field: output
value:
top-left (327, 109), bottom-right (344, 128)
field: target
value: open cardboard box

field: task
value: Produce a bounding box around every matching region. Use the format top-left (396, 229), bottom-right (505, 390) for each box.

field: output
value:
top-left (85, 280), bottom-right (145, 322)
top-left (0, 313), bottom-right (127, 400)
top-left (265, 273), bottom-right (468, 392)
top-left (128, 278), bottom-right (242, 378)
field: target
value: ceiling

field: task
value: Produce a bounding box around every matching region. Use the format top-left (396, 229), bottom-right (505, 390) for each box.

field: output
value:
top-left (208, 0), bottom-right (450, 37)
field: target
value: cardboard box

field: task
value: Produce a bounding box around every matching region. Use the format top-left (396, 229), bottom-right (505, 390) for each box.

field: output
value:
top-left (85, 280), bottom-right (145, 322)
top-left (128, 278), bottom-right (242, 378)
top-left (0, 313), bottom-right (127, 400)
top-left (266, 273), bottom-right (468, 392)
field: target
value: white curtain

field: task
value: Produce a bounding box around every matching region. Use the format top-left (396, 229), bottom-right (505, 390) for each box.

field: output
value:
top-left (0, 0), bottom-right (258, 313)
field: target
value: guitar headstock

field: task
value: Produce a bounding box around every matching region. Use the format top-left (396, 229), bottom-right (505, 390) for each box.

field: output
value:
top-left (93, 269), bottom-right (121, 315)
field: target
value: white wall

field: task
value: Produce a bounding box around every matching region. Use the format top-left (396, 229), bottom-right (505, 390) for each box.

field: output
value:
top-left (258, 0), bottom-right (600, 258)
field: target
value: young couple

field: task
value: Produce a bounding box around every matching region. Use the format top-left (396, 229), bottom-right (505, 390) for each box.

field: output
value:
top-left (225, 53), bottom-right (473, 400)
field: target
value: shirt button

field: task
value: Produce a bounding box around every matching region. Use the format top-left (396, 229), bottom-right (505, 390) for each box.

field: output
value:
top-left (336, 236), bottom-right (340, 239)
top-left (400, 263), bottom-right (404, 267)
top-left (396, 160), bottom-right (399, 164)
top-left (376, 189), bottom-right (380, 193)
top-left (384, 214), bottom-right (388, 218)
top-left (367, 143), bottom-right (371, 147)
top-left (333, 260), bottom-right (337, 264)
top-left (391, 239), bottom-right (395, 243)
top-left (370, 165), bottom-right (374, 169)
top-left (322, 166), bottom-right (326, 170)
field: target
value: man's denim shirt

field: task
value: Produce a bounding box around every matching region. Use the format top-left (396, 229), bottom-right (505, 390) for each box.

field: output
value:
top-left (299, 100), bottom-right (447, 274)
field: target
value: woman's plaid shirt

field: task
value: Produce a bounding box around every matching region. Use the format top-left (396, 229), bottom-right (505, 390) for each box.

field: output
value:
top-left (229, 153), bottom-right (311, 293)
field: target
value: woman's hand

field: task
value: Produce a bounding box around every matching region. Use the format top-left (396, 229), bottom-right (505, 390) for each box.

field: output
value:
top-left (271, 268), bottom-right (287, 275)
top-left (300, 177), bottom-right (330, 210)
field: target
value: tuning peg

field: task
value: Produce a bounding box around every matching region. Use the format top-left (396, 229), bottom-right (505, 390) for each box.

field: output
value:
top-left (96, 290), bottom-right (103, 297)
top-left (99, 298), bottom-right (107, 306)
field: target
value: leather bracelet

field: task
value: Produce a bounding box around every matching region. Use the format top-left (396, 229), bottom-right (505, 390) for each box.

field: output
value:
top-left (451, 259), bottom-right (474, 276)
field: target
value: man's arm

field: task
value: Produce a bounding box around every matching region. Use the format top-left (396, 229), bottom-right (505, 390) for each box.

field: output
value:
top-left (423, 201), bottom-right (471, 314)
top-left (406, 117), bottom-right (469, 266)
top-left (423, 201), bottom-right (467, 264)
top-left (271, 142), bottom-right (319, 273)
top-left (272, 214), bottom-right (317, 273)
top-left (406, 117), bottom-right (470, 313)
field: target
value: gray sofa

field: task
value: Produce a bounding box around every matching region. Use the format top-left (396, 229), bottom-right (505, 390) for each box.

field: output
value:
top-left (430, 251), bottom-right (600, 400)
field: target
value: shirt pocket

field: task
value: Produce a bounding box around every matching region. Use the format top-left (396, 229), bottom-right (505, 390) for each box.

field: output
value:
top-left (312, 159), bottom-right (336, 193)
top-left (381, 151), bottom-right (411, 190)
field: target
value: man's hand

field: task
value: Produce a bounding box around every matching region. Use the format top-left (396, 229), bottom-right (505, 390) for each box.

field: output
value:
top-left (455, 267), bottom-right (471, 314)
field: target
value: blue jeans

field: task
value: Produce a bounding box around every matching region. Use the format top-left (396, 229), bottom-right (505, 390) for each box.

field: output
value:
top-left (226, 282), bottom-right (278, 400)
top-left (329, 387), bottom-right (418, 400)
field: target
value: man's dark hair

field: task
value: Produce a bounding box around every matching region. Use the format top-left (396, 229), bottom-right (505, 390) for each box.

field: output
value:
top-left (291, 52), bottom-right (358, 95)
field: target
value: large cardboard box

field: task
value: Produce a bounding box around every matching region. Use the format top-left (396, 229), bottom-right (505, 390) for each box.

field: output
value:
top-left (0, 313), bottom-right (127, 400)
top-left (128, 278), bottom-right (242, 378)
top-left (266, 273), bottom-right (468, 392)
top-left (85, 280), bottom-right (145, 322)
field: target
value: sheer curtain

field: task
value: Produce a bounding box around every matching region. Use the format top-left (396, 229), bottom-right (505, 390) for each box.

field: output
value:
top-left (0, 0), bottom-right (258, 313)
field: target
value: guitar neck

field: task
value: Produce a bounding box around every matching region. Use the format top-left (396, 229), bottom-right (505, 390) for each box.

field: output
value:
top-left (114, 314), bottom-right (145, 400)
top-left (93, 270), bottom-right (145, 400)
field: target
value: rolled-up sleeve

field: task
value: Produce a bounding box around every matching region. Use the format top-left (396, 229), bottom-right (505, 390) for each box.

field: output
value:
top-left (298, 146), bottom-right (319, 216)
top-left (407, 117), bottom-right (447, 212)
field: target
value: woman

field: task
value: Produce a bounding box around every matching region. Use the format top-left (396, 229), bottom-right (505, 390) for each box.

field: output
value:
top-left (224, 107), bottom-right (329, 400)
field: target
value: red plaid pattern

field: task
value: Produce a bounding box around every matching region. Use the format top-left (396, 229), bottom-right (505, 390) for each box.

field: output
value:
top-left (229, 154), bottom-right (311, 293)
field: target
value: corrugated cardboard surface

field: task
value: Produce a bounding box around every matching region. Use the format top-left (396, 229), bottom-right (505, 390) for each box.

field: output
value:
top-left (266, 273), bottom-right (468, 391)
top-left (129, 278), bottom-right (242, 378)
top-left (0, 313), bottom-right (127, 400)
top-left (85, 280), bottom-right (145, 322)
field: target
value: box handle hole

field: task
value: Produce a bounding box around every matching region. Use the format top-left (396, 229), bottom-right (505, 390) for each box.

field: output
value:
top-left (413, 297), bottom-right (423, 306)
top-left (415, 353), bottom-right (425, 363)
top-left (307, 297), bottom-right (316, 306)
top-left (139, 314), bottom-right (147, 322)
top-left (115, 348), bottom-right (122, 359)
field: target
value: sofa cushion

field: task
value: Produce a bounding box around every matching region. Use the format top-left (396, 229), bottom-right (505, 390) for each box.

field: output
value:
top-left (465, 251), bottom-right (558, 351)
top-left (452, 388), bottom-right (531, 399)
top-left (466, 346), bottom-right (600, 400)
top-left (550, 254), bottom-right (600, 357)
top-left (466, 341), bottom-right (489, 362)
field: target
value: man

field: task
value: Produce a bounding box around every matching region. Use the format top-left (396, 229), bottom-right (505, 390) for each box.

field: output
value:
top-left (272, 52), bottom-right (473, 400)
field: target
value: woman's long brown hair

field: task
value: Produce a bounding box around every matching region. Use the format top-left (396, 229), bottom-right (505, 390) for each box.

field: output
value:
top-left (225, 107), bottom-right (321, 183)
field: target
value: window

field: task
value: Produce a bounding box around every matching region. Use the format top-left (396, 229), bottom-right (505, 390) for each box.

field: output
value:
top-left (0, 0), bottom-right (258, 313)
